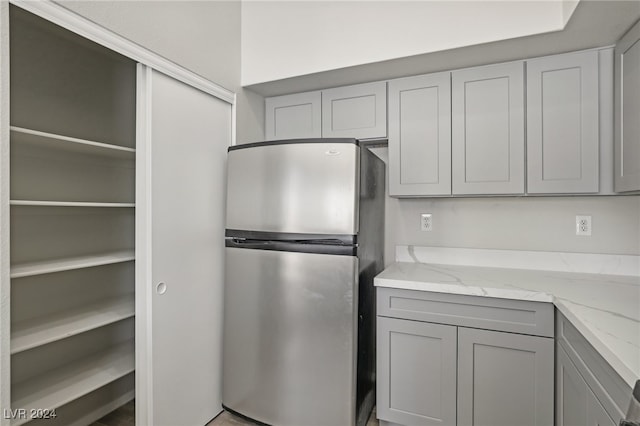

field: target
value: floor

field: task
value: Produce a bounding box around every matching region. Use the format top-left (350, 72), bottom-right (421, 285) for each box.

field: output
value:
top-left (91, 400), bottom-right (380, 426)
top-left (91, 400), bottom-right (135, 426)
top-left (207, 407), bottom-right (380, 426)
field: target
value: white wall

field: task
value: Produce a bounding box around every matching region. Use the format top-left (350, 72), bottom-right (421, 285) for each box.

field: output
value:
top-left (562, 0), bottom-right (580, 25)
top-left (384, 194), bottom-right (640, 266)
top-left (57, 0), bottom-right (264, 144)
top-left (241, 0), bottom-right (574, 85)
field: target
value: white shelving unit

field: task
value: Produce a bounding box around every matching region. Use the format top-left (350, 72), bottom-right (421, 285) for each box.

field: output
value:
top-left (7, 6), bottom-right (137, 425)
top-left (10, 251), bottom-right (135, 279)
top-left (10, 127), bottom-right (135, 160)
top-left (10, 200), bottom-right (135, 208)
top-left (11, 296), bottom-right (135, 354)
top-left (11, 340), bottom-right (135, 426)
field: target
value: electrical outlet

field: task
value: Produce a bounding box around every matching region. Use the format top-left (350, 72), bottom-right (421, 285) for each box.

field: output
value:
top-left (421, 213), bottom-right (433, 231)
top-left (576, 215), bottom-right (592, 236)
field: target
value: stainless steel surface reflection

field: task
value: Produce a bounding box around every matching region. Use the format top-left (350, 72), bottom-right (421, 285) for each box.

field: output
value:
top-left (225, 142), bottom-right (359, 235)
top-left (222, 139), bottom-right (384, 426)
top-left (222, 247), bottom-right (358, 426)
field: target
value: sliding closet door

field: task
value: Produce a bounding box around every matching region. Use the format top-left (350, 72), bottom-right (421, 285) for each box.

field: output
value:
top-left (137, 66), bottom-right (231, 426)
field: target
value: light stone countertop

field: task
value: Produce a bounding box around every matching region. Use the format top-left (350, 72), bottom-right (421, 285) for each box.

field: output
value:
top-left (374, 261), bottom-right (640, 389)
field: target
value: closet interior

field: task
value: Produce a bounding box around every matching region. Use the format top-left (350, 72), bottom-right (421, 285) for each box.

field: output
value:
top-left (9, 6), bottom-right (137, 425)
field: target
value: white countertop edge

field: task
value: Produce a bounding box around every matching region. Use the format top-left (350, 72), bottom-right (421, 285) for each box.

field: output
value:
top-left (374, 277), bottom-right (555, 303)
top-left (553, 299), bottom-right (637, 389)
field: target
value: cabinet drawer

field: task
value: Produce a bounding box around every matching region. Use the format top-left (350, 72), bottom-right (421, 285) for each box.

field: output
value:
top-left (556, 311), bottom-right (629, 421)
top-left (377, 287), bottom-right (554, 337)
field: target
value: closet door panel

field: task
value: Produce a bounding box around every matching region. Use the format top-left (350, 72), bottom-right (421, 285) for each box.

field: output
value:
top-left (138, 67), bottom-right (230, 426)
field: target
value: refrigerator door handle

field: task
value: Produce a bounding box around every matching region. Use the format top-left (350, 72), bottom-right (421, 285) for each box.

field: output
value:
top-left (224, 238), bottom-right (357, 256)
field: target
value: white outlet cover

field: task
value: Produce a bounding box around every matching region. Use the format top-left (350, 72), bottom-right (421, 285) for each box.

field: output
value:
top-left (421, 213), bottom-right (433, 231)
top-left (576, 215), bottom-right (592, 236)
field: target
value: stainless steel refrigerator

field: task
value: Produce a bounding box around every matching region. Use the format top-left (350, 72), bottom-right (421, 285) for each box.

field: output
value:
top-left (222, 138), bottom-right (385, 426)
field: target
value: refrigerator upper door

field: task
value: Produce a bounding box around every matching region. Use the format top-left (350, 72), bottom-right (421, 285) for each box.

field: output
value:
top-left (222, 246), bottom-right (358, 426)
top-left (226, 140), bottom-right (360, 235)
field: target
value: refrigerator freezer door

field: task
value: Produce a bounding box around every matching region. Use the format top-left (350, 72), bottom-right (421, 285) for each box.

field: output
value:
top-left (226, 141), bottom-right (360, 235)
top-left (222, 246), bottom-right (359, 426)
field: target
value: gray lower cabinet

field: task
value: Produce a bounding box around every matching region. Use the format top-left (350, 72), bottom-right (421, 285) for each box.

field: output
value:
top-left (556, 312), bottom-right (629, 425)
top-left (557, 344), bottom-right (616, 426)
top-left (557, 344), bottom-right (590, 426)
top-left (587, 389), bottom-right (617, 426)
top-left (377, 317), bottom-right (457, 426)
top-left (457, 327), bottom-right (554, 426)
top-left (377, 288), bottom-right (555, 426)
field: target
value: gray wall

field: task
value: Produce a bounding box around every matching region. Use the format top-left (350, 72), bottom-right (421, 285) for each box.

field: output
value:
top-left (385, 194), bottom-right (640, 265)
top-left (56, 0), bottom-right (264, 144)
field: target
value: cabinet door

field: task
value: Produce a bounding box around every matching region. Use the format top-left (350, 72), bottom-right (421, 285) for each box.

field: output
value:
top-left (452, 62), bottom-right (525, 194)
top-left (137, 67), bottom-right (230, 425)
top-left (557, 344), bottom-right (589, 426)
top-left (457, 327), bottom-right (553, 426)
top-left (388, 72), bottom-right (451, 196)
top-left (587, 389), bottom-right (617, 426)
top-left (527, 50), bottom-right (600, 193)
top-left (377, 317), bottom-right (457, 426)
top-left (265, 91), bottom-right (321, 140)
top-left (615, 20), bottom-right (640, 192)
top-left (322, 82), bottom-right (386, 139)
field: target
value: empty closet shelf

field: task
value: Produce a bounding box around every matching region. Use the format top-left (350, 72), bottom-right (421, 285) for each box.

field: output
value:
top-left (10, 251), bottom-right (135, 279)
top-left (11, 296), bottom-right (135, 354)
top-left (10, 200), bottom-right (135, 208)
top-left (10, 126), bottom-right (135, 159)
top-left (10, 340), bottom-right (135, 426)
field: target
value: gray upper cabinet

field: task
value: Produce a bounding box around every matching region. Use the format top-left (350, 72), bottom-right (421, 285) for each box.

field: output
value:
top-left (615, 19), bottom-right (640, 192)
top-left (321, 81), bottom-right (387, 139)
top-left (457, 327), bottom-right (554, 426)
top-left (527, 50), bottom-right (600, 194)
top-left (388, 72), bottom-right (451, 196)
top-left (452, 62), bottom-right (526, 195)
top-left (266, 46), bottom-right (618, 197)
top-left (265, 91), bottom-right (321, 140)
top-left (377, 317), bottom-right (457, 426)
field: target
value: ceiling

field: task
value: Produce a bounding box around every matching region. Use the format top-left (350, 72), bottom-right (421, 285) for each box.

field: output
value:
top-left (245, 0), bottom-right (640, 97)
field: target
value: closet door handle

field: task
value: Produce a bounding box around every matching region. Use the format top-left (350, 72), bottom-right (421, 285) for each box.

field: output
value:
top-left (156, 282), bottom-right (167, 295)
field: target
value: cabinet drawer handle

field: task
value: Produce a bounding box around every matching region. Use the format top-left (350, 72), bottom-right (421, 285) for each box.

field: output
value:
top-left (156, 282), bottom-right (167, 295)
